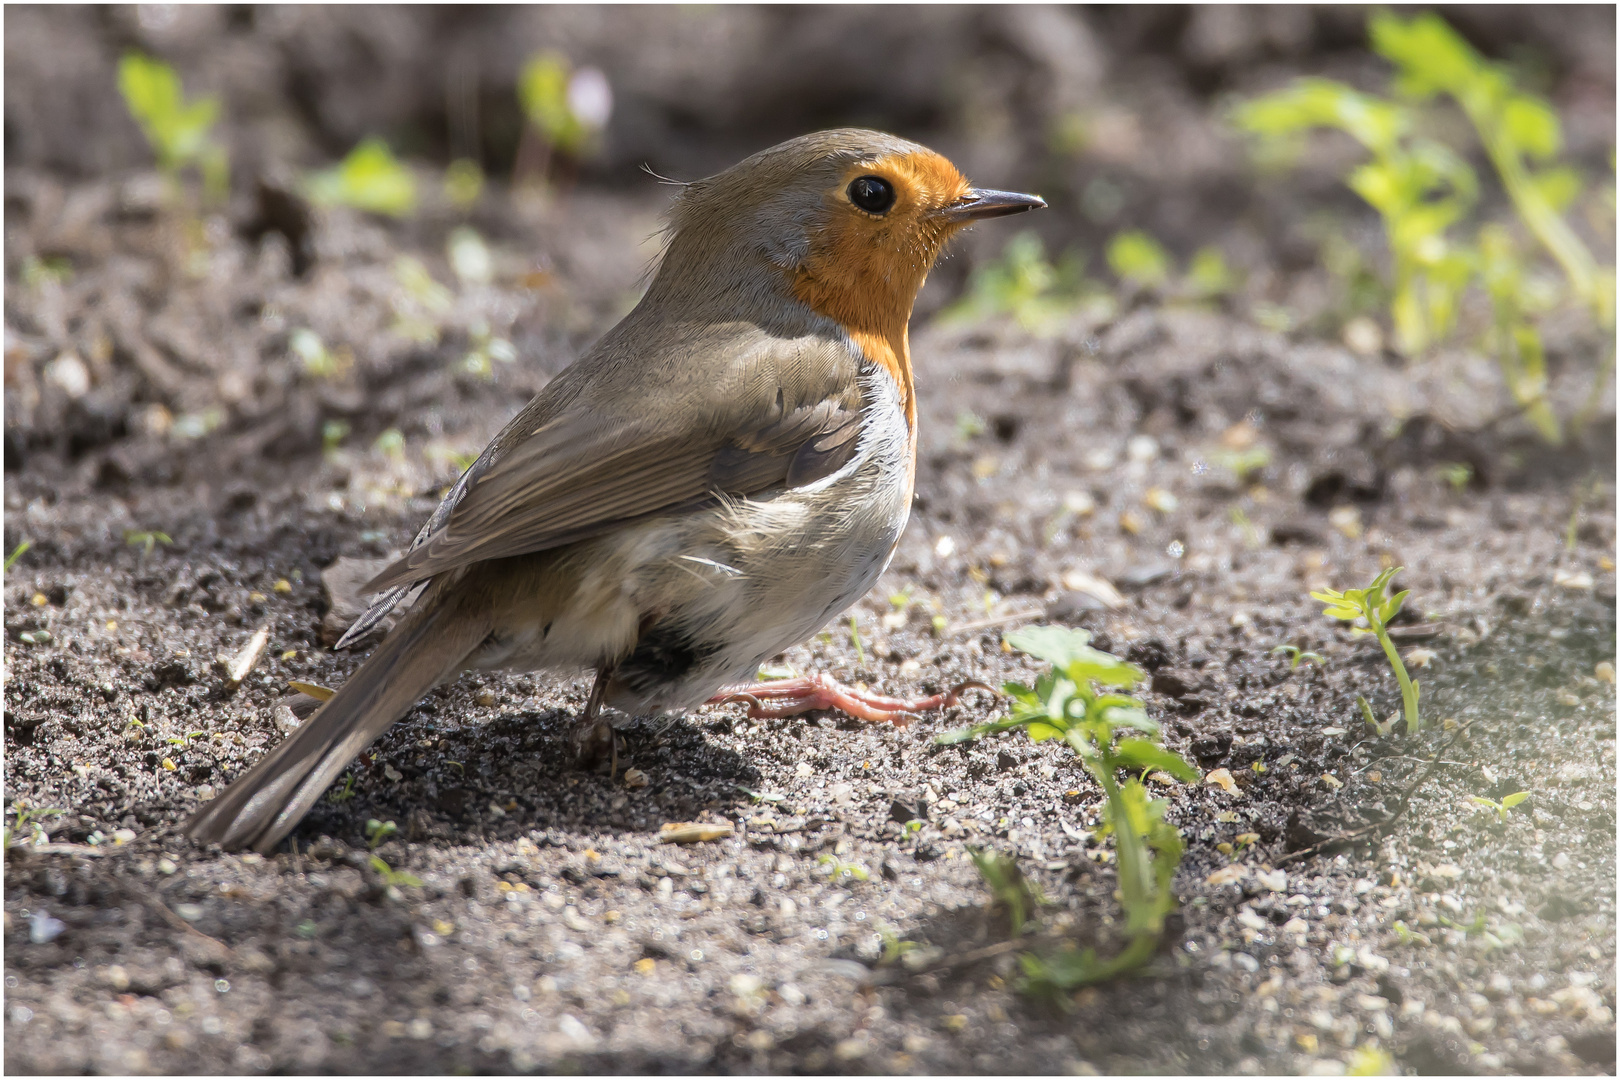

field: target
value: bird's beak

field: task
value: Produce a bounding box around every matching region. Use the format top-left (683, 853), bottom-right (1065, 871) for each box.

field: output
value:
top-left (934, 188), bottom-right (1048, 223)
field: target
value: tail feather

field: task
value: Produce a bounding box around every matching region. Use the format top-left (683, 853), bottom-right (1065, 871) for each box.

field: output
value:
top-left (186, 582), bottom-right (491, 853)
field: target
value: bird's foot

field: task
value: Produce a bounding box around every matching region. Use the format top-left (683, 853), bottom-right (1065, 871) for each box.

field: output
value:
top-left (571, 718), bottom-right (623, 776)
top-left (706, 673), bottom-right (996, 726)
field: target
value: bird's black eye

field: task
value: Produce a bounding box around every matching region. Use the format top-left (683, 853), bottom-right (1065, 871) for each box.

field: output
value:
top-left (847, 175), bottom-right (896, 215)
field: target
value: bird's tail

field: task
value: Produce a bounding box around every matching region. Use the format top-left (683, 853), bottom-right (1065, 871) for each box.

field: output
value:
top-left (186, 580), bottom-right (491, 853)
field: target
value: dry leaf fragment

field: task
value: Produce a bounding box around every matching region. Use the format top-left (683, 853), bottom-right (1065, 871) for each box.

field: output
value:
top-left (221, 624), bottom-right (270, 686)
top-left (288, 680), bottom-right (335, 701)
top-left (1207, 864), bottom-right (1246, 886)
top-left (1059, 569), bottom-right (1124, 609)
top-left (1205, 768), bottom-right (1239, 795)
top-left (659, 822), bottom-right (734, 844)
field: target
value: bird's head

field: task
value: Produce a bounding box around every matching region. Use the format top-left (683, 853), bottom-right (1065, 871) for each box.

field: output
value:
top-left (648, 129), bottom-right (1045, 340)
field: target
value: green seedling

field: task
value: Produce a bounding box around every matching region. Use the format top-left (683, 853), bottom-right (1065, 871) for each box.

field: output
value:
top-left (954, 410), bottom-right (987, 442)
top-left (3, 802), bottom-right (65, 849)
top-left (1229, 507), bottom-right (1262, 549)
top-left (444, 159), bottom-right (485, 209)
top-left (877, 924), bottom-right (922, 967)
top-left (305, 138), bottom-right (416, 218)
top-left (364, 818), bottom-right (420, 888)
top-left (118, 52), bottom-right (228, 202)
top-left (462, 320), bottom-right (517, 379)
top-left (1357, 696), bottom-right (1398, 736)
top-left (1346, 1045), bottom-right (1398, 1076)
top-left (969, 849), bottom-right (1043, 937)
top-left (1107, 230), bottom-right (1171, 289)
top-left (943, 231), bottom-right (1106, 331)
top-left (734, 785), bottom-right (786, 804)
top-left (290, 328), bottom-right (345, 379)
top-left (818, 854), bottom-right (870, 884)
top-left (1271, 644), bottom-right (1324, 670)
top-left (942, 626), bottom-right (1197, 989)
top-left (19, 256), bottom-right (72, 289)
top-left (124, 530), bottom-right (172, 555)
top-left (848, 614), bottom-right (865, 666)
top-left (1186, 246), bottom-right (1238, 299)
top-left (1313, 567), bottom-right (1421, 733)
top-left (1233, 11), bottom-right (1613, 443)
top-left (4, 541), bottom-right (32, 572)
top-left (1436, 461), bottom-right (1474, 493)
top-left (322, 420), bottom-right (351, 455)
top-left (518, 53), bottom-right (609, 160)
top-left (1468, 791), bottom-right (1529, 823)
top-left (373, 428), bottom-right (406, 461)
top-left (1214, 445), bottom-right (1273, 484)
top-left (364, 818), bottom-right (397, 850)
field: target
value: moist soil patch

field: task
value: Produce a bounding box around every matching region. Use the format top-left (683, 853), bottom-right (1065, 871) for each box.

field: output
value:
top-left (4, 179), bottom-right (1615, 1075)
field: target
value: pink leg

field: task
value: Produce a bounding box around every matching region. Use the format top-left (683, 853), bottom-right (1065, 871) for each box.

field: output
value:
top-left (705, 673), bottom-right (995, 727)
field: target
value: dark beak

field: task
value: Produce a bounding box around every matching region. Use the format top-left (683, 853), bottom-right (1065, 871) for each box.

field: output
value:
top-left (935, 188), bottom-right (1048, 223)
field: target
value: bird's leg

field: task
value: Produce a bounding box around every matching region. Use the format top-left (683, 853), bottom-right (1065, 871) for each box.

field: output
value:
top-left (706, 673), bottom-right (996, 727)
top-left (571, 668), bottom-right (617, 771)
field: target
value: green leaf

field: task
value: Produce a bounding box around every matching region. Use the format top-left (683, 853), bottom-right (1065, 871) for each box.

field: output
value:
top-left (1004, 625), bottom-right (1094, 667)
top-left (4, 541), bottom-right (31, 572)
top-left (118, 52), bottom-right (224, 181)
top-left (305, 138), bottom-right (417, 218)
top-left (1500, 791), bottom-right (1529, 809)
top-left (1113, 739), bottom-right (1201, 781)
top-left (1026, 722), bottom-right (1064, 742)
top-left (1187, 247), bottom-right (1236, 297)
top-left (1503, 96), bottom-right (1562, 161)
top-left (1531, 165), bottom-right (1582, 213)
top-left (1106, 230), bottom-right (1171, 288)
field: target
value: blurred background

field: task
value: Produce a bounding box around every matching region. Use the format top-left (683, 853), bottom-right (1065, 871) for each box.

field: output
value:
top-left (4, 4), bottom-right (1614, 474)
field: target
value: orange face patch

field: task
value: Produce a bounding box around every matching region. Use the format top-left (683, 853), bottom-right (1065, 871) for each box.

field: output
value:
top-left (790, 150), bottom-right (975, 431)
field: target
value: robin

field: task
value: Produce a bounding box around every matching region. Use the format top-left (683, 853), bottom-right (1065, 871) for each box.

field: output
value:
top-left (188, 129), bottom-right (1045, 852)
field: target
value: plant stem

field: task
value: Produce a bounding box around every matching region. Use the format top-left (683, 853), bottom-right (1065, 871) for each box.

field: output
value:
top-left (1369, 613), bottom-right (1422, 734)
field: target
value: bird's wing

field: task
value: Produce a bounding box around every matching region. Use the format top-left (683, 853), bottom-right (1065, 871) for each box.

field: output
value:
top-left (361, 332), bottom-right (869, 595)
top-left (333, 437), bottom-right (502, 650)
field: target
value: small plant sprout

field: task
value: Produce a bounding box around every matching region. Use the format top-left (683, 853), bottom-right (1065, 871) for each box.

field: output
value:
top-left (364, 818), bottom-right (397, 850)
top-left (443, 159), bottom-right (485, 210)
top-left (1233, 11), bottom-right (1614, 443)
top-left (124, 530), bottom-right (173, 555)
top-left (305, 138), bottom-right (417, 218)
top-left (969, 849), bottom-right (1043, 937)
top-left (516, 52), bottom-right (614, 182)
top-left (1357, 696), bottom-right (1398, 737)
top-left (322, 420), bottom-right (351, 456)
top-left (1272, 644), bottom-right (1325, 670)
top-left (1436, 461), bottom-right (1474, 493)
top-left (118, 52), bottom-right (228, 202)
top-left (848, 614), bottom-right (865, 666)
top-left (4, 540), bottom-right (32, 572)
top-left (373, 428), bottom-right (406, 461)
top-left (1107, 230), bottom-right (1172, 289)
top-left (817, 854), bottom-right (870, 884)
top-left (4, 802), bottom-right (66, 850)
top-left (1468, 791), bottom-right (1530, 823)
top-left (1186, 246), bottom-right (1237, 299)
top-left (1313, 567), bottom-right (1422, 734)
top-left (941, 626), bottom-right (1198, 988)
top-left (944, 230), bottom-right (1095, 330)
top-left (364, 818), bottom-right (420, 888)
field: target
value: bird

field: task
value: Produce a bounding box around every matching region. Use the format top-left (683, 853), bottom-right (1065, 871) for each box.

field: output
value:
top-left (187, 128), bottom-right (1045, 853)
